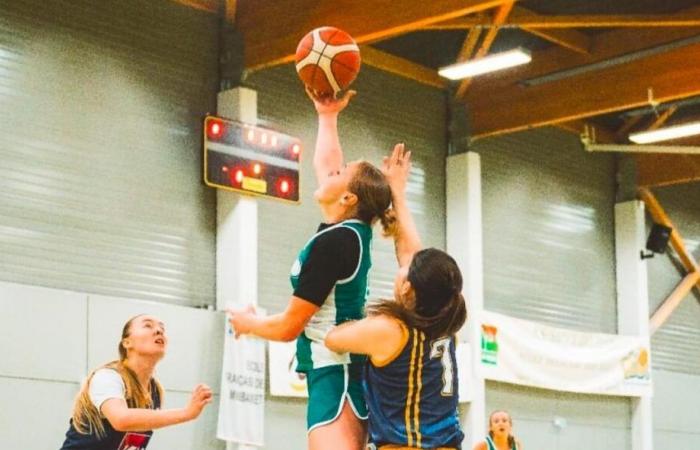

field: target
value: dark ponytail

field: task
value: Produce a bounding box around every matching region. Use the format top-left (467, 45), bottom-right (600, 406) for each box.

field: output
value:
top-left (369, 248), bottom-right (467, 339)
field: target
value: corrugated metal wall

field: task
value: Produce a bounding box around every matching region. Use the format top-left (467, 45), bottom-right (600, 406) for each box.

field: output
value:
top-left (647, 182), bottom-right (700, 374)
top-left (0, 0), bottom-right (219, 306)
top-left (471, 128), bottom-right (630, 450)
top-left (246, 65), bottom-right (447, 312)
top-left (470, 128), bottom-right (618, 333)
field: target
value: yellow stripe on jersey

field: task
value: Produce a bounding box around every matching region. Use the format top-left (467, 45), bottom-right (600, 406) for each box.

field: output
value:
top-left (404, 329), bottom-right (418, 447)
top-left (414, 331), bottom-right (426, 447)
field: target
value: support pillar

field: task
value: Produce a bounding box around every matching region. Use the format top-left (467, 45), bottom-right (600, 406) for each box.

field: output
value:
top-left (615, 200), bottom-right (653, 450)
top-left (447, 152), bottom-right (485, 450)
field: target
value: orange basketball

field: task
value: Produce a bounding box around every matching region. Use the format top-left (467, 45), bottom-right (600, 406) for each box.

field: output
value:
top-left (295, 26), bottom-right (361, 96)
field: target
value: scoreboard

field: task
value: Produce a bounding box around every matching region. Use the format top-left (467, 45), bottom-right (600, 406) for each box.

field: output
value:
top-left (203, 115), bottom-right (301, 203)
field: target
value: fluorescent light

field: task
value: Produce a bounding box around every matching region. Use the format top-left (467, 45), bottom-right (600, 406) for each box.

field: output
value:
top-left (438, 48), bottom-right (531, 80)
top-left (629, 121), bottom-right (700, 144)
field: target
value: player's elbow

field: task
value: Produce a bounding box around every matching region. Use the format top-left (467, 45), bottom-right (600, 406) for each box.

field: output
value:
top-left (279, 324), bottom-right (302, 342)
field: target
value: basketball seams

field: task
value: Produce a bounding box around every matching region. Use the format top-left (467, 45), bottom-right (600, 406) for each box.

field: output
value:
top-left (295, 27), bottom-right (360, 95)
top-left (312, 27), bottom-right (340, 92)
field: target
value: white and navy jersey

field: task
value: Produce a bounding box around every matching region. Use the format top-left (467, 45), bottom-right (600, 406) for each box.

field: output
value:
top-left (60, 378), bottom-right (161, 450)
top-left (365, 323), bottom-right (464, 449)
top-left (291, 219), bottom-right (373, 372)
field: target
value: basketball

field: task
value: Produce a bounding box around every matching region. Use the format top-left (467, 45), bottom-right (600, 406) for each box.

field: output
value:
top-left (295, 26), bottom-right (361, 96)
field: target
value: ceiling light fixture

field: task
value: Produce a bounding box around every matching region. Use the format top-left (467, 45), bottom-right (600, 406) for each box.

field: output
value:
top-left (629, 121), bottom-right (700, 144)
top-left (438, 48), bottom-right (531, 80)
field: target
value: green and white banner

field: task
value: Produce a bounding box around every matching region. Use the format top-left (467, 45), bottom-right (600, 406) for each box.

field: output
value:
top-left (478, 310), bottom-right (651, 397)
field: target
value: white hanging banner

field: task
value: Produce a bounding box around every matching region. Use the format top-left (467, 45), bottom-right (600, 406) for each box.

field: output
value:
top-left (217, 312), bottom-right (266, 446)
top-left (477, 310), bottom-right (651, 397)
top-left (269, 341), bottom-right (308, 398)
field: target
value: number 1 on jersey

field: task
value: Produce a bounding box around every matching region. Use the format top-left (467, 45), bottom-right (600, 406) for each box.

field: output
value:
top-left (430, 337), bottom-right (454, 396)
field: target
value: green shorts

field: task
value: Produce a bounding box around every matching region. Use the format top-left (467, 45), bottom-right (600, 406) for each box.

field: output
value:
top-left (306, 363), bottom-right (368, 431)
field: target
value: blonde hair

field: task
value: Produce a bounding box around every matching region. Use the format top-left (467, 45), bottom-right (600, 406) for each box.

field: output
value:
top-left (70, 315), bottom-right (164, 438)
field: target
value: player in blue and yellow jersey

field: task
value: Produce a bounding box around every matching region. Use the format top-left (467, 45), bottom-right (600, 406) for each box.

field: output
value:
top-left (228, 89), bottom-right (396, 450)
top-left (326, 145), bottom-right (467, 450)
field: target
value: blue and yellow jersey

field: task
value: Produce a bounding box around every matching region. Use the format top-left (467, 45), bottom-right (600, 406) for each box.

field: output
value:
top-left (365, 321), bottom-right (464, 449)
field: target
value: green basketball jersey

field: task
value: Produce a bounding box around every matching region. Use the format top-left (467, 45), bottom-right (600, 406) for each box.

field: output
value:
top-left (291, 219), bottom-right (373, 372)
top-left (486, 436), bottom-right (518, 450)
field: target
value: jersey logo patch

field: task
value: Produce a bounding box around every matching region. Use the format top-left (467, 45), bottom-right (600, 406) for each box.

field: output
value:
top-left (290, 259), bottom-right (302, 277)
top-left (117, 432), bottom-right (151, 450)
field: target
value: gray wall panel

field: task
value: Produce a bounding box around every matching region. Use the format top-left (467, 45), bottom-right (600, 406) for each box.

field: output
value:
top-left (0, 377), bottom-right (78, 449)
top-left (0, 0), bottom-right (218, 306)
top-left (0, 282), bottom-right (87, 381)
top-left (470, 128), bottom-right (618, 333)
top-left (646, 182), bottom-right (700, 374)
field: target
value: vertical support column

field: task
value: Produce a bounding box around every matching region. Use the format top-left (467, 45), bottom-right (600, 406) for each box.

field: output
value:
top-left (615, 200), bottom-right (653, 450)
top-left (216, 87), bottom-right (259, 450)
top-left (447, 152), bottom-right (485, 450)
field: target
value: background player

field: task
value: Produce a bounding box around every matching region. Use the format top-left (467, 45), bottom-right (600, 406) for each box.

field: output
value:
top-left (473, 410), bottom-right (523, 450)
top-left (59, 314), bottom-right (212, 450)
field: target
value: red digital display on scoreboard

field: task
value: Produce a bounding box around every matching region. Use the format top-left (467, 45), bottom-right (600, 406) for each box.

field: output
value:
top-left (203, 115), bottom-right (301, 203)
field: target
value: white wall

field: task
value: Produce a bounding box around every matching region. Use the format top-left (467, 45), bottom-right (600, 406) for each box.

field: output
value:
top-left (0, 281), bottom-right (225, 450)
top-left (652, 370), bottom-right (700, 448)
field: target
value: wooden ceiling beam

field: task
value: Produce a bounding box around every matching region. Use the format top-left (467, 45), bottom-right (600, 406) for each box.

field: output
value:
top-left (236, 0), bottom-right (513, 71)
top-left (425, 7), bottom-right (592, 55)
top-left (455, 2), bottom-right (515, 99)
top-left (225, 0), bottom-right (236, 24)
top-left (360, 46), bottom-right (446, 89)
top-left (466, 4), bottom-right (700, 96)
top-left (511, 6), bottom-right (591, 54)
top-left (554, 120), bottom-right (617, 143)
top-left (639, 187), bottom-right (700, 335)
top-left (422, 12), bottom-right (700, 29)
top-left (634, 112), bottom-right (700, 188)
top-left (170, 0), bottom-right (218, 13)
top-left (646, 106), bottom-right (678, 131)
top-left (467, 28), bottom-right (700, 139)
top-left (520, 26), bottom-right (590, 55)
top-left (456, 25), bottom-right (483, 62)
top-left (650, 271), bottom-right (700, 335)
top-left (636, 153), bottom-right (700, 188)
top-left (499, 14), bottom-right (700, 29)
